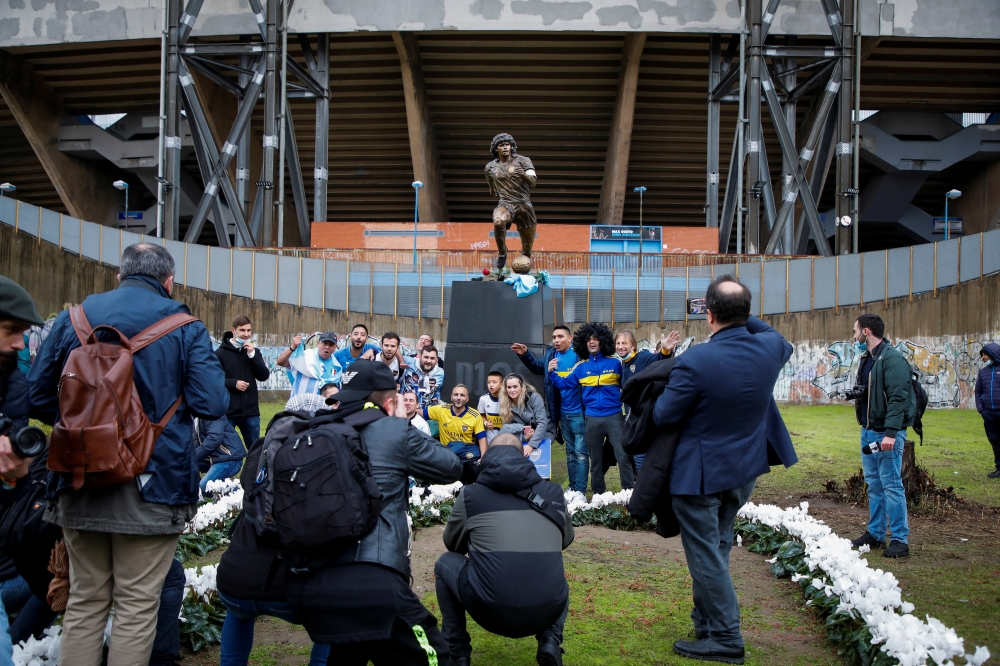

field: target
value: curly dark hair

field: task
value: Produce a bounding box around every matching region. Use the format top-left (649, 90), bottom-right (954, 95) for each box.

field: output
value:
top-left (490, 133), bottom-right (517, 158)
top-left (572, 322), bottom-right (615, 359)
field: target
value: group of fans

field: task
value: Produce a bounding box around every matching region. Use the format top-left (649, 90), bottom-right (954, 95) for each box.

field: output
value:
top-left (239, 319), bottom-right (683, 494)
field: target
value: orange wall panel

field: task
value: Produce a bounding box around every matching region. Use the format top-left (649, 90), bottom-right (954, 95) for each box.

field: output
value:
top-left (311, 222), bottom-right (717, 254)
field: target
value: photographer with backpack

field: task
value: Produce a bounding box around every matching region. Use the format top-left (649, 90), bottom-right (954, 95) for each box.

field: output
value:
top-left (26, 244), bottom-right (228, 666)
top-left (280, 360), bottom-right (462, 664)
top-left (847, 314), bottom-right (916, 559)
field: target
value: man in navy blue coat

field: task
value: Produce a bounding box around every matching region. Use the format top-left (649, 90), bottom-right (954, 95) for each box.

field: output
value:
top-left (653, 276), bottom-right (796, 665)
top-left (27, 243), bottom-right (228, 666)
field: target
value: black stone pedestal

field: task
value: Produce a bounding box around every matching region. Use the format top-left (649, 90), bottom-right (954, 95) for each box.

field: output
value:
top-left (442, 281), bottom-right (554, 405)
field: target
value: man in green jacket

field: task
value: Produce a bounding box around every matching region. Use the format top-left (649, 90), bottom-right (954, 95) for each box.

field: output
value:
top-left (848, 314), bottom-right (916, 559)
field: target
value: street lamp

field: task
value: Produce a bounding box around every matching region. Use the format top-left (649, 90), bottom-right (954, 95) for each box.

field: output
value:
top-left (944, 189), bottom-right (961, 241)
top-left (113, 180), bottom-right (129, 226)
top-left (0, 183), bottom-right (15, 197)
top-left (411, 181), bottom-right (424, 266)
top-left (633, 186), bottom-right (646, 271)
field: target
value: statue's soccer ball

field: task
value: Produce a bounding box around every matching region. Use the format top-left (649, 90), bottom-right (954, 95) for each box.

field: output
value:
top-left (511, 255), bottom-right (532, 275)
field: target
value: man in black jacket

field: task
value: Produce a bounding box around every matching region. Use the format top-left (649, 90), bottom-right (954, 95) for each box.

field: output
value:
top-left (435, 433), bottom-right (574, 666)
top-left (216, 315), bottom-right (270, 445)
top-left (285, 360), bottom-right (462, 665)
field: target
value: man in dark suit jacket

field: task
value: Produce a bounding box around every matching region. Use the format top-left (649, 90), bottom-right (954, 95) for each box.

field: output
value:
top-left (653, 275), bottom-right (796, 665)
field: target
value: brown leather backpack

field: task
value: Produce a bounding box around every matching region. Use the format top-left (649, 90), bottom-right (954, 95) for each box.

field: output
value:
top-left (48, 305), bottom-right (199, 490)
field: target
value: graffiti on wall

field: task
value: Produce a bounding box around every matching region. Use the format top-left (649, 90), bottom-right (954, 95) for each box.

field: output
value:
top-left (636, 333), bottom-right (996, 409)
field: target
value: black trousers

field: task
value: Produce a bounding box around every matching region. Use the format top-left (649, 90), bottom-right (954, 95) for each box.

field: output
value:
top-left (585, 413), bottom-right (634, 493)
top-left (287, 563), bottom-right (450, 666)
top-left (434, 551), bottom-right (567, 660)
top-left (984, 412), bottom-right (1000, 468)
top-left (337, 616), bottom-right (450, 666)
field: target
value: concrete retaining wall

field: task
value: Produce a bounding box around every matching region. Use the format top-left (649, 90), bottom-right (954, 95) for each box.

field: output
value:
top-left (3, 222), bottom-right (996, 407)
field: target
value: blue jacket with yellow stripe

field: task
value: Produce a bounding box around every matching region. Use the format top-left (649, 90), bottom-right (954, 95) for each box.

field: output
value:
top-left (549, 353), bottom-right (622, 418)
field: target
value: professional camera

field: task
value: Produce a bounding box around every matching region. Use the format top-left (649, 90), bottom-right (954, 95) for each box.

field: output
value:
top-left (840, 385), bottom-right (867, 401)
top-left (0, 413), bottom-right (47, 458)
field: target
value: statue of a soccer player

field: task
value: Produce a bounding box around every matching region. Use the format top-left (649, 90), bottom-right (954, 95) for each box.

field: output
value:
top-left (485, 133), bottom-right (537, 271)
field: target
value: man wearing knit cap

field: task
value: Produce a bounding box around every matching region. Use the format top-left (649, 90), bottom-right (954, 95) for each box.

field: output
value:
top-left (0, 275), bottom-right (45, 663)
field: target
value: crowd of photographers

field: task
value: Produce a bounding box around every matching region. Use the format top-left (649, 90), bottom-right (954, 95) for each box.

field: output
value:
top-left (0, 241), bottom-right (994, 666)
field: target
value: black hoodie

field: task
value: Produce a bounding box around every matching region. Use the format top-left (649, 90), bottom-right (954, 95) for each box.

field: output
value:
top-left (443, 445), bottom-right (573, 628)
top-left (215, 331), bottom-right (271, 419)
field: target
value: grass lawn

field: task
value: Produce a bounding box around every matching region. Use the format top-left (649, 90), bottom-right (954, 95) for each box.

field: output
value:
top-left (420, 535), bottom-right (840, 666)
top-left (246, 401), bottom-right (999, 663)
top-left (762, 405), bottom-right (1000, 508)
top-left (261, 402), bottom-right (999, 508)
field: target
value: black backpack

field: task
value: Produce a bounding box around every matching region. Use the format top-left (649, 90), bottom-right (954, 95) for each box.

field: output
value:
top-left (911, 369), bottom-right (929, 444)
top-left (245, 407), bottom-right (385, 572)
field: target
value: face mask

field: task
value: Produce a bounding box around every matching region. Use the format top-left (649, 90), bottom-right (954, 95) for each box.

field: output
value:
top-left (986, 359), bottom-right (994, 366)
top-left (855, 334), bottom-right (867, 353)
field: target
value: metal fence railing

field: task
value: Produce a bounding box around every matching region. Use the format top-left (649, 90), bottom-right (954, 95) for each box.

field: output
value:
top-left (2, 197), bottom-right (999, 325)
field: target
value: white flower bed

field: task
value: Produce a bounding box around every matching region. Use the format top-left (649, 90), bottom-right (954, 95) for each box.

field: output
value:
top-left (409, 481), bottom-right (463, 506)
top-left (184, 563), bottom-right (220, 604)
top-left (186, 480), bottom-right (243, 533)
top-left (12, 626), bottom-right (61, 666)
top-left (564, 488), bottom-right (632, 514)
top-left (740, 501), bottom-right (990, 666)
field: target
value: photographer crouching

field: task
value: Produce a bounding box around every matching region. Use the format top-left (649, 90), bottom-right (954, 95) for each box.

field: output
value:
top-left (845, 314), bottom-right (916, 559)
top-left (0, 276), bottom-right (48, 660)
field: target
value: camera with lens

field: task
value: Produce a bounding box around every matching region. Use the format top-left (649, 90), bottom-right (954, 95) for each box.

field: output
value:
top-left (0, 413), bottom-right (47, 458)
top-left (840, 385), bottom-right (867, 401)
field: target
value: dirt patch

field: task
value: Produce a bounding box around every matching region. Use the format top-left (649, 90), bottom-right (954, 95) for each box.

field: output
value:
top-left (771, 493), bottom-right (1000, 556)
top-left (410, 523), bottom-right (448, 597)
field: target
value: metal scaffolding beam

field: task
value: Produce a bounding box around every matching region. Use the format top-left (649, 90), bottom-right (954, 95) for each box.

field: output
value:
top-left (712, 0), bottom-right (854, 256)
top-left (706, 34), bottom-right (721, 228)
top-left (834, 0), bottom-right (856, 254)
top-left (162, 0), bottom-right (182, 239)
top-left (313, 34), bottom-right (330, 225)
top-left (161, 0), bottom-right (327, 247)
top-left (745, 0), bottom-right (764, 253)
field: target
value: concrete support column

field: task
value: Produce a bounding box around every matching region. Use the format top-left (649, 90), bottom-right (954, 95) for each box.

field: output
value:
top-left (0, 51), bottom-right (121, 226)
top-left (393, 31), bottom-right (449, 223)
top-left (597, 33), bottom-right (646, 227)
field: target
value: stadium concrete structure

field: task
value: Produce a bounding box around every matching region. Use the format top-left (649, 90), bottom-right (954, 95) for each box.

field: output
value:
top-left (0, 0), bottom-right (997, 257)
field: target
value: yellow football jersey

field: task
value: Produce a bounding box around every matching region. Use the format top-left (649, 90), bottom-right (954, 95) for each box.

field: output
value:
top-left (426, 404), bottom-right (487, 445)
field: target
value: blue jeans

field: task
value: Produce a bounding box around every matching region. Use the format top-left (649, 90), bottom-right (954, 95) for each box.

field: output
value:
top-left (561, 412), bottom-right (589, 492)
top-left (0, 594), bottom-right (12, 666)
top-left (8, 595), bottom-right (57, 646)
top-left (228, 416), bottom-right (261, 446)
top-left (860, 428), bottom-right (909, 544)
top-left (218, 592), bottom-right (330, 666)
top-left (0, 575), bottom-right (32, 617)
top-left (671, 480), bottom-right (756, 648)
top-left (200, 459), bottom-right (244, 495)
top-left (150, 559), bottom-right (186, 666)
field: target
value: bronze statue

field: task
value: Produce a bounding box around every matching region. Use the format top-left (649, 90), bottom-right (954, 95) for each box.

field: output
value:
top-left (485, 133), bottom-right (537, 270)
